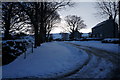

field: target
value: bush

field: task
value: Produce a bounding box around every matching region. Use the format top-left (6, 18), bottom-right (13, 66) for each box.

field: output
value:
top-left (101, 38), bottom-right (120, 44)
top-left (2, 40), bottom-right (30, 65)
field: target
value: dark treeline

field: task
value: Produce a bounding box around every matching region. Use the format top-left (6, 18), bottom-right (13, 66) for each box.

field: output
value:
top-left (2, 1), bottom-right (72, 48)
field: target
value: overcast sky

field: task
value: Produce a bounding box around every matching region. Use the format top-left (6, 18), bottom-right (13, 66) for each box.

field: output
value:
top-left (51, 2), bottom-right (106, 33)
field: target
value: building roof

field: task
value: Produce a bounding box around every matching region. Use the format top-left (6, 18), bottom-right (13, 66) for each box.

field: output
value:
top-left (92, 19), bottom-right (114, 29)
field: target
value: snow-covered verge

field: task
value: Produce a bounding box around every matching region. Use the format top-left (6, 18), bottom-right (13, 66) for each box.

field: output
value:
top-left (2, 42), bottom-right (88, 78)
top-left (67, 41), bottom-right (120, 54)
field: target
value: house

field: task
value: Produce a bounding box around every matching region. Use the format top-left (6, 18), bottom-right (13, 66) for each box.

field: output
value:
top-left (92, 18), bottom-right (118, 38)
top-left (69, 30), bottom-right (82, 40)
top-left (52, 33), bottom-right (62, 40)
top-left (74, 30), bottom-right (82, 39)
top-left (60, 33), bottom-right (69, 40)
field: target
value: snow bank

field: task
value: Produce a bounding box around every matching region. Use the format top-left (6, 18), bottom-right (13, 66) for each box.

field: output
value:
top-left (68, 41), bottom-right (120, 54)
top-left (2, 42), bottom-right (88, 78)
top-left (103, 38), bottom-right (119, 41)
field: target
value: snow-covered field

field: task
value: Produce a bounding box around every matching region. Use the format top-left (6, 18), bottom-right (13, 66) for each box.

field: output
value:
top-left (1, 41), bottom-right (120, 79)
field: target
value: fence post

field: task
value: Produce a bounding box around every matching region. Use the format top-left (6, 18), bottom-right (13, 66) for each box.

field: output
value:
top-left (24, 41), bottom-right (27, 59)
top-left (32, 42), bottom-right (33, 53)
top-left (24, 51), bottom-right (26, 59)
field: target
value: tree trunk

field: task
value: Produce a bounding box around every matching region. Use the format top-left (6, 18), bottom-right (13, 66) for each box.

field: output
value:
top-left (4, 26), bottom-right (10, 40)
top-left (113, 19), bottom-right (117, 38)
top-left (4, 20), bottom-right (11, 40)
top-left (47, 31), bottom-right (50, 42)
top-left (34, 2), bottom-right (39, 48)
top-left (39, 2), bottom-right (45, 44)
top-left (34, 24), bottom-right (38, 48)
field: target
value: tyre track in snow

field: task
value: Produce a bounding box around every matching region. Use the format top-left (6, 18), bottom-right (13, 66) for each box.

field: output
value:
top-left (57, 42), bottom-right (120, 78)
top-left (55, 42), bottom-right (101, 78)
top-left (55, 45), bottom-right (92, 78)
top-left (65, 42), bottom-right (120, 65)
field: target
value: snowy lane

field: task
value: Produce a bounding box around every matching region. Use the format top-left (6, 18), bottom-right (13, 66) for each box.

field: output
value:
top-left (65, 42), bottom-right (120, 65)
top-left (63, 42), bottom-right (119, 78)
top-left (67, 41), bottom-right (120, 54)
top-left (55, 43), bottom-right (92, 78)
top-left (2, 42), bottom-right (120, 79)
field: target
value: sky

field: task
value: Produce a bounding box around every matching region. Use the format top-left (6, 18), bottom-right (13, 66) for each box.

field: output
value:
top-left (51, 2), bottom-right (106, 33)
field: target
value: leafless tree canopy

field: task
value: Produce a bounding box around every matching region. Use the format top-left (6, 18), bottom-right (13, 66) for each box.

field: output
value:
top-left (2, 2), bottom-right (30, 39)
top-left (2, 1), bottom-right (73, 47)
top-left (46, 11), bottom-right (61, 39)
top-left (65, 15), bottom-right (86, 33)
top-left (96, 0), bottom-right (119, 20)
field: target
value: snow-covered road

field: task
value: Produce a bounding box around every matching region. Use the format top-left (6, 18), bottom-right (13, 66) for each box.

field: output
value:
top-left (2, 41), bottom-right (120, 79)
top-left (65, 42), bottom-right (120, 65)
top-left (64, 42), bottom-right (120, 78)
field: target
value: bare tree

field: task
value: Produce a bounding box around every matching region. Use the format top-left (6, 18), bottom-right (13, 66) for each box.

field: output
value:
top-left (45, 11), bottom-right (61, 41)
top-left (19, 1), bottom-right (72, 47)
top-left (2, 2), bottom-right (15, 40)
top-left (96, 0), bottom-right (119, 20)
top-left (95, 0), bottom-right (119, 37)
top-left (65, 15), bottom-right (86, 39)
top-left (2, 2), bottom-right (29, 40)
top-left (39, 1), bottom-right (73, 44)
